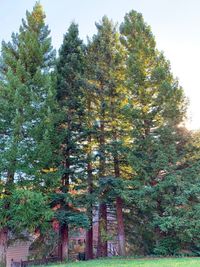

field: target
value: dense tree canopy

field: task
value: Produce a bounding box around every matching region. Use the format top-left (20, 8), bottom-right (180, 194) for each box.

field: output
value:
top-left (0, 2), bottom-right (58, 236)
top-left (0, 3), bottom-right (199, 264)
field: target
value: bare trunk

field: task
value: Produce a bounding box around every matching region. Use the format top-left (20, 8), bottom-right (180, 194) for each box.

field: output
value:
top-left (59, 224), bottom-right (68, 261)
top-left (97, 203), bottom-right (107, 257)
top-left (86, 225), bottom-right (93, 259)
top-left (59, 166), bottom-right (69, 261)
top-left (116, 197), bottom-right (126, 256)
top-left (0, 229), bottom-right (7, 265)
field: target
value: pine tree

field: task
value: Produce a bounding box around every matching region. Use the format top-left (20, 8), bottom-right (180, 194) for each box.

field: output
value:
top-left (87, 16), bottom-right (129, 257)
top-left (0, 3), bottom-right (197, 260)
top-left (55, 22), bottom-right (88, 260)
top-left (120, 10), bottom-right (187, 254)
top-left (0, 2), bottom-right (58, 249)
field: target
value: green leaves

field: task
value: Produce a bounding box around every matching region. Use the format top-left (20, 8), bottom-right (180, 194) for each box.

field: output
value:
top-left (7, 189), bottom-right (53, 233)
top-left (0, 3), bottom-right (199, 259)
top-left (0, 2), bottom-right (58, 239)
top-left (55, 210), bottom-right (89, 229)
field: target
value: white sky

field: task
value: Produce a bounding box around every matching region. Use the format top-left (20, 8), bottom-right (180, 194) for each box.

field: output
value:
top-left (1, 0), bottom-right (199, 129)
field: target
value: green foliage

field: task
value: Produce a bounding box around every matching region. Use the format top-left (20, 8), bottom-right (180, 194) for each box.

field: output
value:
top-left (2, 189), bottom-right (53, 233)
top-left (0, 2), bottom-right (59, 238)
top-left (153, 237), bottom-right (181, 256)
top-left (1, 2), bottom-right (199, 260)
top-left (120, 10), bottom-right (194, 255)
top-left (55, 22), bottom-right (88, 230)
top-left (87, 16), bottom-right (130, 206)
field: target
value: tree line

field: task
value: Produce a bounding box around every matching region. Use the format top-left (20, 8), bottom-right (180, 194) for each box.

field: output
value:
top-left (1, 2), bottom-right (200, 262)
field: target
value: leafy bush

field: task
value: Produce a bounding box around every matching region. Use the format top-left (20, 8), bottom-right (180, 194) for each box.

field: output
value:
top-left (153, 237), bottom-right (180, 256)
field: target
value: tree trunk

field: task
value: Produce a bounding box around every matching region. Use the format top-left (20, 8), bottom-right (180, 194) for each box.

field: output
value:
top-left (116, 197), bottom-right (126, 256)
top-left (114, 156), bottom-right (126, 256)
top-left (97, 93), bottom-right (108, 257)
top-left (86, 224), bottom-right (93, 259)
top-left (59, 224), bottom-right (68, 261)
top-left (97, 203), bottom-right (107, 257)
top-left (59, 116), bottom-right (71, 261)
top-left (85, 99), bottom-right (94, 260)
top-left (0, 228), bottom-right (7, 266)
top-left (85, 161), bottom-right (93, 259)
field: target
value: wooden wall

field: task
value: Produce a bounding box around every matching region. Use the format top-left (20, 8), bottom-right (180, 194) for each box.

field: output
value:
top-left (6, 241), bottom-right (30, 267)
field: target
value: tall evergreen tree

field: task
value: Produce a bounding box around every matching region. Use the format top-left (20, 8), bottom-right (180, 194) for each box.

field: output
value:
top-left (55, 22), bottom-right (88, 260)
top-left (87, 16), bottom-right (129, 256)
top-left (120, 10), bottom-right (187, 254)
top-left (0, 2), bottom-right (58, 255)
top-left (1, 3), bottom-right (198, 260)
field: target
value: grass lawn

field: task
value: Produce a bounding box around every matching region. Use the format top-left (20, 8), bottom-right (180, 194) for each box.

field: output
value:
top-left (51, 258), bottom-right (200, 267)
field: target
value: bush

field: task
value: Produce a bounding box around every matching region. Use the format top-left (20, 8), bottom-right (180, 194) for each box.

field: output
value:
top-left (153, 237), bottom-right (180, 256)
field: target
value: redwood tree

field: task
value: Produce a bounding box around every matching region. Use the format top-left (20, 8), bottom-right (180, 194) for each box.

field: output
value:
top-left (120, 10), bottom-right (187, 254)
top-left (55, 22), bottom-right (88, 260)
top-left (0, 3), bottom-right (58, 262)
top-left (87, 16), bottom-right (128, 256)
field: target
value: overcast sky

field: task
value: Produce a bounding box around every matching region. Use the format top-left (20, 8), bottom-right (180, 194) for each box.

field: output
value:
top-left (1, 0), bottom-right (200, 129)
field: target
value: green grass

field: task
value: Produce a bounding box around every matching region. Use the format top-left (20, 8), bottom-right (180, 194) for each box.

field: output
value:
top-left (50, 258), bottom-right (200, 267)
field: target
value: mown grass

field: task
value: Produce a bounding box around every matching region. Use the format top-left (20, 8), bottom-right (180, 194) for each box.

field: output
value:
top-left (48, 257), bottom-right (200, 267)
